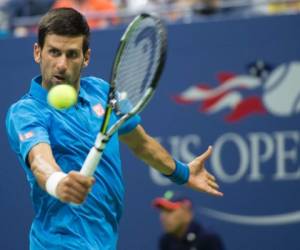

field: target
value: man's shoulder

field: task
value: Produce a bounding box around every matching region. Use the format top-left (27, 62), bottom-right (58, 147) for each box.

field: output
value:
top-left (81, 76), bottom-right (109, 92)
top-left (8, 94), bottom-right (41, 114)
top-left (7, 94), bottom-right (51, 128)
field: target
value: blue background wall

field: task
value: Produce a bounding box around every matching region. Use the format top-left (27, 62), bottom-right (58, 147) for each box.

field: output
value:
top-left (0, 13), bottom-right (300, 250)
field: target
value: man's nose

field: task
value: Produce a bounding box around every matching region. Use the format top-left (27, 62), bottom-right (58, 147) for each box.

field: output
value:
top-left (56, 55), bottom-right (68, 72)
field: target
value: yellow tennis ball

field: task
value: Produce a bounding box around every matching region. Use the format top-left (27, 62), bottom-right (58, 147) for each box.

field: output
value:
top-left (47, 84), bottom-right (77, 109)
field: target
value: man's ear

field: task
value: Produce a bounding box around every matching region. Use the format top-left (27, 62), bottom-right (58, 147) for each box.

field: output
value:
top-left (83, 48), bottom-right (91, 68)
top-left (33, 43), bottom-right (41, 64)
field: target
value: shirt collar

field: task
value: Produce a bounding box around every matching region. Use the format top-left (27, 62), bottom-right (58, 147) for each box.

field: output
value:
top-left (29, 75), bottom-right (90, 105)
top-left (29, 76), bottom-right (47, 104)
top-left (77, 81), bottom-right (90, 104)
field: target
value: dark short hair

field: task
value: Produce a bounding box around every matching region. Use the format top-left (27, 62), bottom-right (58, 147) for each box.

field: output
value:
top-left (38, 8), bottom-right (90, 53)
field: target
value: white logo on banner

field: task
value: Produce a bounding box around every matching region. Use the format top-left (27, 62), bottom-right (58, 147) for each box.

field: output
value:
top-left (201, 208), bottom-right (300, 225)
top-left (173, 61), bottom-right (300, 122)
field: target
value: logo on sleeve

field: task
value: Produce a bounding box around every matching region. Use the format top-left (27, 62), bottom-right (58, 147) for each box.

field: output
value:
top-left (19, 131), bottom-right (34, 141)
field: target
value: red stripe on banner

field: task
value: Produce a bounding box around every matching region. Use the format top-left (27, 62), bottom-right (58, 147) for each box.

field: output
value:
top-left (172, 95), bottom-right (195, 104)
top-left (217, 72), bottom-right (236, 84)
top-left (195, 84), bottom-right (211, 90)
top-left (225, 96), bottom-right (267, 122)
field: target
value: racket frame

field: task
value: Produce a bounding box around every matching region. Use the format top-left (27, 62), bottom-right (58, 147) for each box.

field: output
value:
top-left (80, 13), bottom-right (167, 177)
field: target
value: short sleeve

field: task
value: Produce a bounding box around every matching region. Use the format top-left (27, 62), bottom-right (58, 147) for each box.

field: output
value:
top-left (6, 102), bottom-right (50, 165)
top-left (118, 114), bottom-right (141, 135)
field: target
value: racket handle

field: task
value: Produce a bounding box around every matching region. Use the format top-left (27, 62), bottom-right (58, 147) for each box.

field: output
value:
top-left (80, 133), bottom-right (107, 176)
top-left (80, 147), bottom-right (103, 176)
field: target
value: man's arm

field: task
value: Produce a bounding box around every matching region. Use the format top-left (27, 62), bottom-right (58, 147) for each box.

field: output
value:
top-left (119, 125), bottom-right (223, 196)
top-left (28, 143), bottom-right (95, 204)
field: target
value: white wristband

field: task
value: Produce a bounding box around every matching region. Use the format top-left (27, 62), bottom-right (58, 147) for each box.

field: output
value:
top-left (45, 172), bottom-right (67, 198)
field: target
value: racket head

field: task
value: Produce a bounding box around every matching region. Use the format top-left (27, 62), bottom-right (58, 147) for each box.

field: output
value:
top-left (110, 13), bottom-right (167, 116)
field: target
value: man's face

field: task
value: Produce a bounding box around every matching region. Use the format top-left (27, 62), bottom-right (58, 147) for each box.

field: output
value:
top-left (159, 207), bottom-right (189, 234)
top-left (34, 34), bottom-right (90, 91)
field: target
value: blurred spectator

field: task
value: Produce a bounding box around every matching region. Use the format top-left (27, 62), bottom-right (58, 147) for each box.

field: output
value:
top-left (153, 190), bottom-right (225, 250)
top-left (0, 0), bottom-right (11, 36)
top-left (3, 0), bottom-right (54, 37)
top-left (194, 0), bottom-right (251, 17)
top-left (168, 0), bottom-right (198, 21)
top-left (124, 0), bottom-right (151, 13)
top-left (52, 0), bottom-right (118, 29)
top-left (193, 0), bottom-right (221, 15)
top-left (4, 0), bottom-right (300, 38)
top-left (119, 0), bottom-right (172, 15)
top-left (13, 0), bottom-right (54, 17)
top-left (239, 0), bottom-right (300, 16)
top-left (267, 0), bottom-right (300, 14)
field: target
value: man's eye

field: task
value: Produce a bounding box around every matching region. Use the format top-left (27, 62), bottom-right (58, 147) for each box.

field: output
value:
top-left (49, 49), bottom-right (60, 56)
top-left (67, 51), bottom-right (79, 58)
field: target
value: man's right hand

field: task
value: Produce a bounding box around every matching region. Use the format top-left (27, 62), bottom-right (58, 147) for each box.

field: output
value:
top-left (56, 171), bottom-right (95, 204)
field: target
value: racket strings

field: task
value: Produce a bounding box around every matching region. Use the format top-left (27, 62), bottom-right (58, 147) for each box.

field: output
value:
top-left (115, 19), bottom-right (164, 114)
top-left (117, 45), bottom-right (157, 104)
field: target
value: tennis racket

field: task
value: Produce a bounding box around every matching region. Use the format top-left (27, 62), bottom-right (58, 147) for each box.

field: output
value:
top-left (80, 13), bottom-right (167, 176)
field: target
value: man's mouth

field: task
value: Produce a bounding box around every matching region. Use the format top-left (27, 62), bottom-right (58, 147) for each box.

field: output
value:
top-left (53, 75), bottom-right (66, 83)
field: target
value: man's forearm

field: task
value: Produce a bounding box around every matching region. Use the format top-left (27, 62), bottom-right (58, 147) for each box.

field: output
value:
top-left (30, 154), bottom-right (61, 190)
top-left (28, 143), bottom-right (62, 190)
top-left (120, 125), bottom-right (175, 175)
top-left (134, 135), bottom-right (175, 175)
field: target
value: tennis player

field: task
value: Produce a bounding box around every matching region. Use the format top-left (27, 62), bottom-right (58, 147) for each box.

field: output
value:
top-left (6, 8), bottom-right (223, 250)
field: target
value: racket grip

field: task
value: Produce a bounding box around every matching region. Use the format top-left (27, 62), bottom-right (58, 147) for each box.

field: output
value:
top-left (80, 147), bottom-right (103, 176)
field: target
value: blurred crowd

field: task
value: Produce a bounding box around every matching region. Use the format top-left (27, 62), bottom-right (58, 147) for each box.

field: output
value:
top-left (0, 0), bottom-right (299, 38)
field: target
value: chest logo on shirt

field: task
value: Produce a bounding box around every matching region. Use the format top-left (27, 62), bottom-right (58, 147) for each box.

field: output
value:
top-left (19, 131), bottom-right (34, 141)
top-left (92, 103), bottom-right (105, 117)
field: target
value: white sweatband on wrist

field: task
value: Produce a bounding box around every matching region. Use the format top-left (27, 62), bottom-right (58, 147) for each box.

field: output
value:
top-left (45, 172), bottom-right (67, 198)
